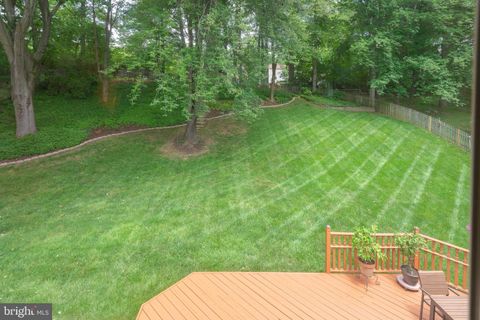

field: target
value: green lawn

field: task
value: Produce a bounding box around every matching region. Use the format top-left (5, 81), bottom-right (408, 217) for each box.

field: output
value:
top-left (0, 84), bottom-right (296, 161)
top-left (302, 94), bottom-right (360, 107)
top-left (0, 101), bottom-right (471, 319)
top-left (376, 95), bottom-right (472, 132)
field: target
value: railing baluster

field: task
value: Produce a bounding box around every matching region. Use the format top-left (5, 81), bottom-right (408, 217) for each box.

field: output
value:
top-left (423, 246), bottom-right (427, 269)
top-left (431, 240), bottom-right (436, 270)
top-left (439, 243), bottom-right (444, 272)
top-left (332, 235), bottom-right (336, 271)
top-left (380, 236), bottom-right (386, 270)
top-left (447, 247), bottom-right (451, 284)
top-left (463, 252), bottom-right (468, 289)
top-left (348, 235), bottom-right (352, 271)
top-left (454, 248), bottom-right (459, 287)
top-left (325, 226), bottom-right (331, 273)
top-left (338, 235), bottom-right (341, 270)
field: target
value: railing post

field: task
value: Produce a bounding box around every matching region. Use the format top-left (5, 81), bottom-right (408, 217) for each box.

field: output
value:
top-left (414, 227), bottom-right (420, 269)
top-left (326, 225), bottom-right (331, 273)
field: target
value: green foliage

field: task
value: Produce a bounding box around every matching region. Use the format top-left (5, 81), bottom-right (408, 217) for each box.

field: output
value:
top-left (255, 87), bottom-right (295, 104)
top-left (302, 94), bottom-right (359, 107)
top-left (395, 232), bottom-right (427, 267)
top-left (123, 0), bottom-right (267, 127)
top-left (38, 68), bottom-right (97, 99)
top-left (0, 83), bottom-right (185, 160)
top-left (301, 87), bottom-right (313, 96)
top-left (343, 0), bottom-right (474, 106)
top-left (233, 90), bottom-right (263, 122)
top-left (352, 225), bottom-right (386, 263)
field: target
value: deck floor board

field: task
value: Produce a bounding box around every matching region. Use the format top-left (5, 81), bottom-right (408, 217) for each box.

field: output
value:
top-left (137, 272), bottom-right (431, 320)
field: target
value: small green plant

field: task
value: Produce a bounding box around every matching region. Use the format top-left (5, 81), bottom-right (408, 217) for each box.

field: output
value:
top-left (352, 225), bottom-right (385, 264)
top-left (395, 231), bottom-right (426, 271)
top-left (301, 87), bottom-right (312, 96)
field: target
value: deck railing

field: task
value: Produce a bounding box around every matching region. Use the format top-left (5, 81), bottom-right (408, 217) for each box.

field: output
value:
top-left (325, 226), bottom-right (470, 292)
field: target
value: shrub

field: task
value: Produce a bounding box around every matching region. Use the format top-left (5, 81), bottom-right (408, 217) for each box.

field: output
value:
top-left (332, 90), bottom-right (345, 100)
top-left (352, 225), bottom-right (385, 264)
top-left (395, 231), bottom-right (426, 270)
top-left (301, 87), bottom-right (312, 96)
top-left (39, 68), bottom-right (97, 99)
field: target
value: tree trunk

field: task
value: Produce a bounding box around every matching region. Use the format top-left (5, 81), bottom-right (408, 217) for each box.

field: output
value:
top-left (369, 68), bottom-right (376, 109)
top-left (288, 63), bottom-right (295, 88)
top-left (11, 34), bottom-right (36, 137)
top-left (0, 0), bottom-right (63, 138)
top-left (270, 62), bottom-right (276, 102)
top-left (184, 114), bottom-right (198, 146)
top-left (326, 81), bottom-right (333, 97)
top-left (438, 98), bottom-right (448, 110)
top-left (369, 86), bottom-right (376, 108)
top-left (79, 0), bottom-right (86, 60)
top-left (101, 1), bottom-right (112, 104)
top-left (11, 68), bottom-right (36, 137)
top-left (101, 76), bottom-right (109, 104)
top-left (92, 0), bottom-right (101, 74)
top-left (184, 69), bottom-right (198, 146)
top-left (184, 20), bottom-right (198, 146)
top-left (312, 57), bottom-right (318, 92)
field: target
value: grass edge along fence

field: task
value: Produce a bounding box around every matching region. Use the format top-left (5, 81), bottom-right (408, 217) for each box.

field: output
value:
top-left (325, 226), bottom-right (469, 292)
top-left (341, 92), bottom-right (472, 151)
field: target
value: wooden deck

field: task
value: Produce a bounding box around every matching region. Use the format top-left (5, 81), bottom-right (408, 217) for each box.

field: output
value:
top-left (136, 272), bottom-right (430, 319)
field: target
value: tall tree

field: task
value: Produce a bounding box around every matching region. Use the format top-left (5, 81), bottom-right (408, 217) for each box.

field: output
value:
top-left (306, 0), bottom-right (351, 94)
top-left (249, 0), bottom-right (302, 102)
top-left (92, 0), bottom-right (123, 104)
top-left (0, 0), bottom-right (65, 137)
top-left (126, 0), bottom-right (263, 147)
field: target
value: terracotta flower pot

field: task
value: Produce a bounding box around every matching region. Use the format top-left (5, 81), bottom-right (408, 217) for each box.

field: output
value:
top-left (359, 258), bottom-right (376, 277)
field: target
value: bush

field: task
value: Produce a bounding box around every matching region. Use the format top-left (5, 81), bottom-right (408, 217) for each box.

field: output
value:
top-left (301, 87), bottom-right (312, 96)
top-left (395, 232), bottom-right (426, 269)
top-left (332, 90), bottom-right (345, 100)
top-left (39, 68), bottom-right (97, 99)
top-left (233, 90), bottom-right (263, 122)
top-left (352, 225), bottom-right (385, 264)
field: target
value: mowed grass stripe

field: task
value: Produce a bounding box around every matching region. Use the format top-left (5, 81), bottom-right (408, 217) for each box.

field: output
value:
top-left (449, 164), bottom-right (469, 242)
top-left (0, 103), bottom-right (471, 319)
top-left (257, 122), bottom-right (409, 242)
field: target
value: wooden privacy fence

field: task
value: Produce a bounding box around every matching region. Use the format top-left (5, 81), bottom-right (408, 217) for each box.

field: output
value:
top-left (341, 92), bottom-right (472, 151)
top-left (325, 226), bottom-right (470, 292)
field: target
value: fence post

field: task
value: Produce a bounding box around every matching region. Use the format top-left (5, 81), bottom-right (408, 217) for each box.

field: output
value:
top-left (457, 129), bottom-right (461, 145)
top-left (326, 225), bottom-right (331, 273)
top-left (428, 116), bottom-right (432, 132)
top-left (414, 227), bottom-right (420, 269)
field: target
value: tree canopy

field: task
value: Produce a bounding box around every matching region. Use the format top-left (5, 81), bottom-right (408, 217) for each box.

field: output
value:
top-left (0, 0), bottom-right (475, 140)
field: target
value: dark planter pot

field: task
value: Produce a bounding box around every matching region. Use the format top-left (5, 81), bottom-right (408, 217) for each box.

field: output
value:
top-left (401, 265), bottom-right (419, 286)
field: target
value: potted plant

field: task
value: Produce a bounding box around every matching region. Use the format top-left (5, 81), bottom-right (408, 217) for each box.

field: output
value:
top-left (352, 225), bottom-right (385, 277)
top-left (395, 232), bottom-right (426, 286)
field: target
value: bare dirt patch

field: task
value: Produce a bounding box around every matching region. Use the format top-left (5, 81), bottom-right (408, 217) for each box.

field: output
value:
top-left (160, 134), bottom-right (213, 159)
top-left (261, 100), bottom-right (278, 106)
top-left (214, 120), bottom-right (247, 136)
